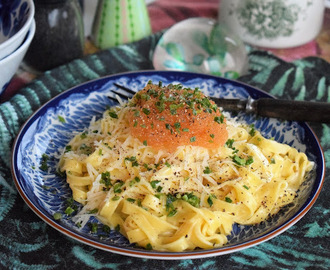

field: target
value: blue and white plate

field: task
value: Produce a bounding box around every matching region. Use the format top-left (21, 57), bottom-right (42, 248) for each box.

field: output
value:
top-left (12, 71), bottom-right (325, 260)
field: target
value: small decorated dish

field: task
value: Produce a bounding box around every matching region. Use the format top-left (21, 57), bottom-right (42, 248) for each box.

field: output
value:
top-left (12, 71), bottom-right (324, 259)
top-left (153, 18), bottom-right (248, 79)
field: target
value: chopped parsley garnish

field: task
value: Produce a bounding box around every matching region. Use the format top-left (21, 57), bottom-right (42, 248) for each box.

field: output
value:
top-left (225, 197), bottom-right (232, 203)
top-left (150, 180), bottom-right (161, 189)
top-left (166, 194), bottom-right (177, 212)
top-left (174, 122), bottom-right (181, 130)
top-left (169, 103), bottom-right (183, 115)
top-left (88, 222), bottom-right (98, 233)
top-left (182, 192), bottom-right (200, 208)
top-left (39, 153), bottom-right (49, 171)
top-left (134, 110), bottom-right (140, 117)
top-left (214, 115), bottom-right (224, 124)
top-left (80, 132), bottom-right (87, 139)
top-left (142, 108), bottom-right (150, 115)
top-left (232, 155), bottom-right (254, 166)
top-left (168, 209), bottom-right (177, 217)
top-left (245, 156), bottom-right (254, 165)
top-left (88, 208), bottom-right (99, 214)
top-left (137, 198), bottom-right (142, 207)
top-left (109, 110), bottom-right (118, 119)
top-left (190, 136), bottom-right (196, 142)
top-left (226, 139), bottom-right (235, 148)
top-left (103, 142), bottom-right (112, 150)
top-left (201, 97), bottom-right (212, 108)
top-left (143, 163), bottom-right (152, 171)
top-left (102, 225), bottom-right (111, 234)
top-left (65, 206), bottom-right (75, 216)
top-left (100, 171), bottom-right (112, 189)
top-left (58, 115), bottom-right (66, 123)
top-left (79, 144), bottom-right (93, 155)
top-left (170, 108), bottom-right (177, 115)
top-left (53, 212), bottom-right (62, 220)
top-left (65, 197), bottom-right (77, 209)
top-left (207, 196), bottom-right (213, 207)
top-left (243, 185), bottom-right (249, 190)
top-left (249, 124), bottom-right (256, 136)
top-left (141, 93), bottom-right (150, 101)
top-left (155, 101), bottom-right (165, 112)
top-left (125, 156), bottom-right (139, 167)
top-left (129, 176), bottom-right (140, 187)
top-left (113, 181), bottom-right (124, 193)
top-left (232, 155), bottom-right (245, 166)
top-left (203, 167), bottom-right (212, 174)
top-left (42, 185), bottom-right (51, 190)
top-left (165, 161), bottom-right (171, 167)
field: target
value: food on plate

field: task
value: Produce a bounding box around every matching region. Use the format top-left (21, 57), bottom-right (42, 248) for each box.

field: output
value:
top-left (59, 81), bottom-right (314, 252)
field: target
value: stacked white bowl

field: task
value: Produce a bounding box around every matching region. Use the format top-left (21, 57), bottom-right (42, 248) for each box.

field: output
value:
top-left (0, 0), bottom-right (35, 96)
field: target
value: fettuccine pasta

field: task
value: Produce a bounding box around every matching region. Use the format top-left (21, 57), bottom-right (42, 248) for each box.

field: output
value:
top-left (59, 82), bottom-right (314, 252)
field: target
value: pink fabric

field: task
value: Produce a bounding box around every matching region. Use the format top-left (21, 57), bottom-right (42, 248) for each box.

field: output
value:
top-left (148, 0), bottom-right (219, 32)
top-left (264, 41), bottom-right (320, 62)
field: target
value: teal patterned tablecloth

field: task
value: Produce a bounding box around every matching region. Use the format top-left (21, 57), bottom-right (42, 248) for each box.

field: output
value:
top-left (0, 32), bottom-right (329, 269)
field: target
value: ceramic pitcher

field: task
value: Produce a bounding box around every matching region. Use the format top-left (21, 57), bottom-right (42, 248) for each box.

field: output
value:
top-left (91, 0), bottom-right (151, 49)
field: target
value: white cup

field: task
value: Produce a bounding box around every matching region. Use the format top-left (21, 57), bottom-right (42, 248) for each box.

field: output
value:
top-left (219, 0), bottom-right (325, 48)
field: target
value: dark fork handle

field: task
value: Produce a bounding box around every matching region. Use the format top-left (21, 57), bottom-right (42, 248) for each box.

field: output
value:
top-left (254, 98), bottom-right (330, 123)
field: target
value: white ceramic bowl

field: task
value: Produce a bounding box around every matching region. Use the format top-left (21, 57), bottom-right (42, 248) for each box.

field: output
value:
top-left (0, 0), bottom-right (35, 60)
top-left (219, 0), bottom-right (325, 49)
top-left (0, 19), bottom-right (35, 95)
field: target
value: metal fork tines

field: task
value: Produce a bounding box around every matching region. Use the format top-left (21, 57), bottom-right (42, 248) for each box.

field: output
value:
top-left (108, 83), bottom-right (136, 103)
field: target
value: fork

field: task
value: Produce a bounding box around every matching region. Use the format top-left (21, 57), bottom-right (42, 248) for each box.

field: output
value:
top-left (109, 83), bottom-right (137, 101)
top-left (108, 83), bottom-right (330, 123)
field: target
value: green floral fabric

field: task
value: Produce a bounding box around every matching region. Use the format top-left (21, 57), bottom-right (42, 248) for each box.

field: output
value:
top-left (0, 32), bottom-right (329, 269)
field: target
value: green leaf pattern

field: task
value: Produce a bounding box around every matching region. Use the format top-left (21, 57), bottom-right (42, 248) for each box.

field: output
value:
top-left (160, 25), bottom-right (240, 78)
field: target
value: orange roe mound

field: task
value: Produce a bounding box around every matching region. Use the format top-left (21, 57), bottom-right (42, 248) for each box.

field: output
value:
top-left (127, 82), bottom-right (228, 152)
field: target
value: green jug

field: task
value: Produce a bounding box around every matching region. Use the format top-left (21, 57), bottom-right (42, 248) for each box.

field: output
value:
top-left (92, 0), bottom-right (152, 49)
